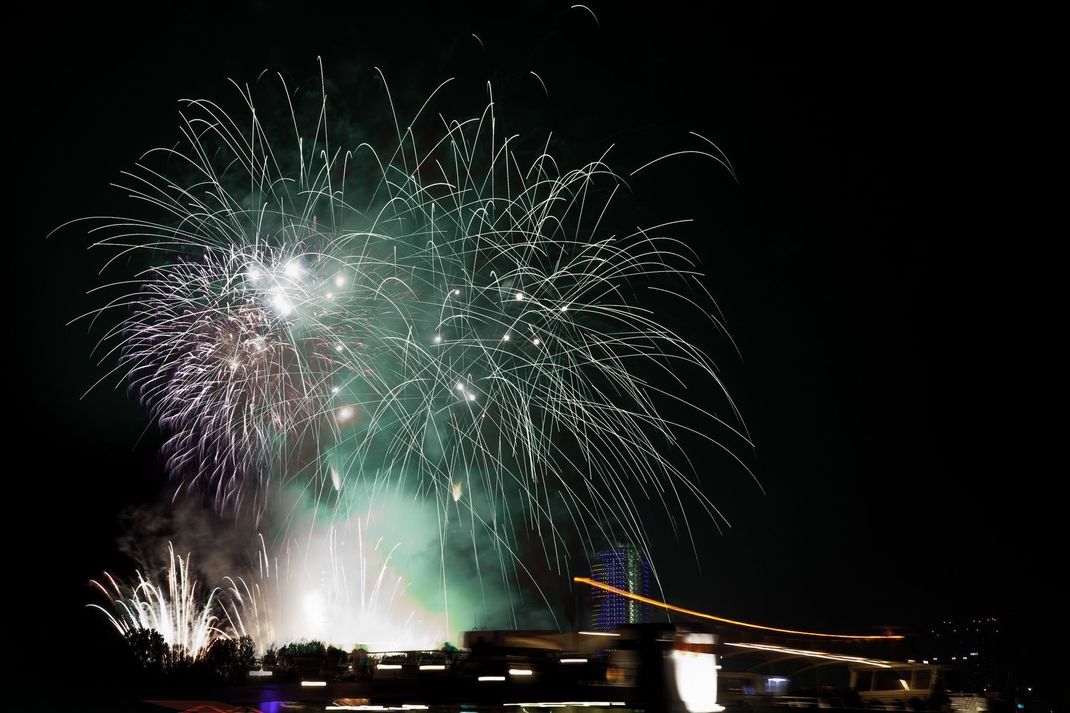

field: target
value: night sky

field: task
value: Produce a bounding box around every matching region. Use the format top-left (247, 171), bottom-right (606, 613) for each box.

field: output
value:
top-left (9, 0), bottom-right (1053, 695)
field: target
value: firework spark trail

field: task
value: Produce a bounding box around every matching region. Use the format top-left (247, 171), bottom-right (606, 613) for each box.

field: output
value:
top-left (221, 523), bottom-right (448, 654)
top-left (88, 543), bottom-right (223, 660)
top-left (94, 526), bottom-right (448, 656)
top-left (67, 65), bottom-right (746, 589)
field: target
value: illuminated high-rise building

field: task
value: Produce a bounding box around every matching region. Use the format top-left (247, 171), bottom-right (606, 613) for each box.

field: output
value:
top-left (590, 545), bottom-right (651, 630)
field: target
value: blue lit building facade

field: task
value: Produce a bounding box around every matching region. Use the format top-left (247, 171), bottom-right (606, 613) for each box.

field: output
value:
top-left (590, 545), bottom-right (651, 630)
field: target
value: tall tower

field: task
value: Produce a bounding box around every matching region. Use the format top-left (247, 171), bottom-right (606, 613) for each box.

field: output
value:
top-left (590, 545), bottom-right (651, 630)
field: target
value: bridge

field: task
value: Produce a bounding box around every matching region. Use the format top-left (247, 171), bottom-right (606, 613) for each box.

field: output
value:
top-left (574, 576), bottom-right (955, 710)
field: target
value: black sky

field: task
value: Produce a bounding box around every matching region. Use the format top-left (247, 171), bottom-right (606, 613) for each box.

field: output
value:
top-left (8, 0), bottom-right (1053, 691)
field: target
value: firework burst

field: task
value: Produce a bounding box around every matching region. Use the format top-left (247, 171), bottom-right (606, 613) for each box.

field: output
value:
top-left (89, 543), bottom-right (224, 660)
top-left (70, 65), bottom-right (745, 574)
top-left (221, 525), bottom-right (449, 654)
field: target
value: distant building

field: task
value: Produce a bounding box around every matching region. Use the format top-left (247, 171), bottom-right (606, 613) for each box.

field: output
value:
top-left (590, 545), bottom-right (651, 630)
top-left (914, 618), bottom-right (1010, 693)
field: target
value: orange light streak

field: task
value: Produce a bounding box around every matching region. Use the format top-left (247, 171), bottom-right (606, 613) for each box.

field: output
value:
top-left (573, 577), bottom-right (904, 640)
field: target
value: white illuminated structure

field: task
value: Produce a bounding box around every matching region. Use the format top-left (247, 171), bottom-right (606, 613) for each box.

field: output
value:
top-left (671, 633), bottom-right (725, 713)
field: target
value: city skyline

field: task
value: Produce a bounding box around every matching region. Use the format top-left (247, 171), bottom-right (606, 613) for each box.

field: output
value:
top-left (5, 1), bottom-right (1056, 706)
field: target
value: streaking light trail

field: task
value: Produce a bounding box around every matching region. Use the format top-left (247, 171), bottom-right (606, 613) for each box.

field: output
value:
top-left (723, 642), bottom-right (897, 668)
top-left (573, 577), bottom-right (905, 639)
